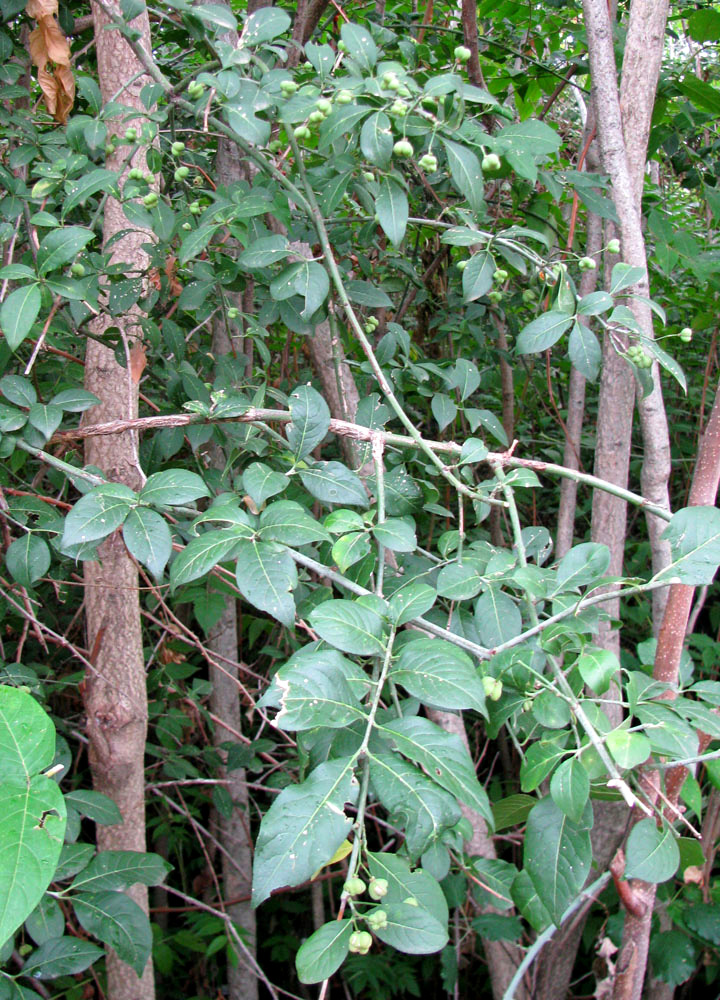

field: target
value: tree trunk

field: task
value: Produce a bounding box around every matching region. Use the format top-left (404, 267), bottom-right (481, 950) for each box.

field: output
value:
top-left (83, 5), bottom-right (156, 1000)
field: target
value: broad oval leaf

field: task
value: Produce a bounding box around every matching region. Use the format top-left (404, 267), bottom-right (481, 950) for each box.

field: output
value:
top-left (70, 850), bottom-right (171, 893)
top-left (234, 538), bottom-right (298, 627)
top-left (122, 508), bottom-right (172, 578)
top-left (462, 251), bottom-right (495, 302)
top-left (625, 819), bottom-right (680, 883)
top-left (555, 542), bottom-right (611, 592)
top-left (549, 757), bottom-right (590, 823)
top-left (376, 177), bottom-right (408, 247)
top-left (524, 796), bottom-right (592, 926)
top-left (287, 384), bottom-right (330, 460)
top-left (390, 638), bottom-right (487, 714)
top-left (139, 470), bottom-right (209, 507)
top-left (259, 500), bottom-right (329, 546)
top-left (296, 919), bottom-right (353, 984)
top-left (263, 661), bottom-right (367, 732)
top-left (6, 533), bottom-right (50, 587)
top-left (309, 599), bottom-right (385, 656)
top-left (659, 506), bottom-right (720, 585)
top-left (475, 587), bottom-right (522, 647)
top-left (20, 937), bottom-right (103, 979)
top-left (170, 528), bottom-right (251, 592)
top-left (374, 900), bottom-right (448, 954)
top-left (299, 461), bottom-right (369, 508)
top-left (443, 138), bottom-right (484, 215)
top-left (516, 311), bottom-right (574, 355)
top-left (0, 284), bottom-right (41, 351)
top-left (73, 891), bottom-right (152, 976)
top-left (252, 757), bottom-right (358, 904)
top-left (361, 111), bottom-right (393, 168)
top-left (37, 226), bottom-right (94, 276)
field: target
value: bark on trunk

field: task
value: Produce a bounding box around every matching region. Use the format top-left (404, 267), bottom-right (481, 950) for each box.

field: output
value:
top-left (84, 5), bottom-right (156, 999)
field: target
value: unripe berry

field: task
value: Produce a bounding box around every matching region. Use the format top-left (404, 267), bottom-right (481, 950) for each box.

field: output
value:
top-left (70, 262), bottom-right (85, 277)
top-left (308, 110), bottom-right (326, 124)
top-left (488, 290), bottom-right (503, 304)
top-left (268, 140), bottom-right (283, 152)
top-left (679, 327), bottom-right (693, 343)
top-left (522, 289), bottom-right (537, 304)
top-left (227, 307), bottom-right (240, 319)
top-left (316, 98), bottom-right (332, 115)
top-left (182, 222), bottom-right (192, 230)
top-left (143, 192), bottom-right (158, 207)
top-left (368, 877), bottom-right (388, 900)
top-left (280, 80), bottom-right (298, 95)
top-left (489, 678), bottom-right (503, 701)
top-left (294, 125), bottom-right (311, 140)
top-left (171, 141), bottom-right (185, 155)
top-left (457, 259), bottom-right (468, 271)
top-left (343, 876), bottom-right (366, 896)
top-left (336, 89), bottom-right (354, 104)
top-left (337, 40), bottom-right (347, 52)
top-left (606, 238), bottom-right (620, 254)
top-left (493, 268), bottom-right (508, 283)
top-left (189, 200), bottom-right (201, 214)
top-left (124, 127), bottom-right (137, 142)
top-left (348, 931), bottom-right (372, 954)
top-left (128, 167), bottom-right (144, 181)
top-left (174, 166), bottom-right (190, 181)
top-left (187, 81), bottom-right (205, 98)
top-left (482, 153), bottom-right (501, 173)
top-left (390, 100), bottom-right (408, 117)
top-left (578, 256), bottom-right (597, 270)
top-left (362, 170), bottom-right (375, 182)
top-left (419, 153), bottom-right (438, 172)
top-left (393, 139), bottom-right (413, 158)
top-left (105, 143), bottom-right (116, 156)
top-left (454, 45), bottom-right (472, 63)
top-left (367, 909), bottom-right (388, 930)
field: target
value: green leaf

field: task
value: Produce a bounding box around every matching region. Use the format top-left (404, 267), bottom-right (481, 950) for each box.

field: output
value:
top-left (287, 384), bottom-right (330, 460)
top-left (170, 528), bottom-right (251, 591)
top-left (242, 462), bottom-right (288, 506)
top-left (73, 891), bottom-right (152, 976)
top-left (122, 508), bottom-right (172, 577)
top-left (658, 506), bottom-right (720, 585)
top-left (635, 704), bottom-right (698, 760)
top-left (28, 403), bottom-right (62, 441)
top-left (431, 393), bottom-right (456, 431)
top-left (492, 794), bottom-right (535, 832)
top-left (369, 753), bottom-right (461, 857)
top-left (524, 797), bottom-right (592, 926)
top-left (0, 402), bottom-right (27, 431)
top-left (61, 484), bottom-right (136, 548)
top-left (605, 729), bottom-right (651, 769)
top-left (20, 937), bottom-right (103, 979)
top-left (683, 902), bottom-right (720, 943)
top-left (259, 500), bottom-right (329, 546)
top-left (520, 738), bottom-right (568, 792)
top-left (624, 819), bottom-right (679, 883)
top-left (688, 7), bottom-right (720, 41)
top-left (472, 914), bottom-right (523, 941)
top-left (555, 542), bottom-right (610, 592)
top-left (50, 389), bottom-right (100, 412)
top-left (516, 311), bottom-right (574, 354)
top-left (296, 919), bottom-right (353, 984)
top-left (299, 461), bottom-right (369, 508)
top-left (234, 538), bottom-right (297, 626)
top-left (549, 757), bottom-right (589, 823)
top-left (0, 686), bottom-right (67, 946)
top-left (361, 111), bottom-right (393, 168)
top-left (37, 227), bottom-right (94, 276)
top-left (295, 261), bottom-right (330, 319)
top-left (70, 851), bottom-right (171, 892)
top-left (649, 931), bottom-right (696, 988)
top-left (387, 583), bottom-right (436, 625)
top-left (309, 599), bottom-right (385, 656)
top-left (568, 321), bottom-right (601, 381)
top-left (380, 716), bottom-right (493, 824)
top-left (63, 790), bottom-right (122, 825)
top-left (225, 90), bottom-right (271, 147)
top-left (192, 2), bottom-right (236, 30)
top-left (139, 470), bottom-right (209, 506)
top-left (609, 262), bottom-right (646, 295)
top-left (437, 562), bottom-right (483, 601)
top-left (178, 224), bottom-right (220, 265)
top-left (25, 895), bottom-right (64, 945)
top-left (496, 119), bottom-right (561, 157)
top-left (0, 284), bottom-right (41, 351)
top-left (372, 518), bottom-right (416, 552)
top-left (263, 661), bottom-right (367, 731)
top-left (346, 280), bottom-right (393, 308)
top-left (576, 645), bottom-right (619, 694)
top-left (390, 638), bottom-right (487, 714)
top-left (238, 235), bottom-right (290, 270)
top-left (511, 869), bottom-right (552, 931)
top-left (318, 105), bottom-right (373, 151)
top-left (475, 587), bottom-right (522, 647)
top-left (443, 139), bottom-right (484, 214)
top-left (6, 534), bottom-right (50, 587)
top-left (62, 170), bottom-right (118, 216)
top-left (462, 251), bottom-right (495, 302)
top-left (577, 291), bottom-right (613, 317)
top-left (252, 757), bottom-right (358, 905)
top-left (241, 6), bottom-right (291, 44)
top-left (374, 901), bottom-right (449, 954)
top-left (54, 844), bottom-right (95, 881)
top-left (376, 177), bottom-right (408, 247)
top-left (332, 531), bottom-right (371, 573)
top-left (367, 851), bottom-right (449, 928)
top-left (340, 21), bottom-right (378, 70)
top-left (471, 858), bottom-right (517, 911)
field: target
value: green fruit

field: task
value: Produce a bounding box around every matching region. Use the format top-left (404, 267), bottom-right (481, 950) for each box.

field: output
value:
top-left (189, 200), bottom-right (201, 214)
top-left (144, 172), bottom-right (155, 184)
top-left (393, 139), bottom-right (413, 158)
top-left (181, 222), bottom-right (192, 230)
top-left (578, 256), bottom-right (597, 270)
top-left (368, 878), bottom-right (388, 900)
top-left (171, 141), bottom-right (185, 155)
top-left (523, 699), bottom-right (533, 712)
top-left (457, 259), bottom-right (469, 272)
top-left (336, 89), bottom-right (354, 104)
top-left (174, 166), bottom-right (190, 181)
top-left (482, 152), bottom-right (501, 173)
top-left (454, 45), bottom-right (472, 63)
top-left (124, 127), bottom-right (137, 142)
top-left (489, 679), bottom-right (503, 701)
top-left (390, 100), bottom-right (408, 117)
top-left (522, 289), bottom-right (537, 304)
top-left (367, 909), bottom-right (388, 930)
top-left (128, 168), bottom-right (143, 181)
top-left (348, 931), bottom-right (372, 955)
top-left (280, 80), bottom-right (298, 95)
top-left (482, 676), bottom-right (497, 697)
top-left (293, 125), bottom-right (311, 140)
top-left (308, 110), bottom-right (325, 124)
top-left (188, 81), bottom-right (205, 98)
top-left (344, 876), bottom-right (366, 896)
top-left (143, 192), bottom-right (158, 207)
top-left (397, 85), bottom-right (411, 98)
top-left (606, 238), bottom-right (620, 254)
top-left (105, 143), bottom-right (116, 156)
top-left (679, 326), bottom-right (693, 343)
top-left (493, 268), bottom-right (508, 283)
top-left (419, 153), bottom-right (438, 172)
top-left (70, 262), bottom-right (85, 277)
top-left (362, 170), bottom-right (375, 182)
top-left (488, 290), bottom-right (503, 304)
top-left (227, 307), bottom-right (240, 319)
top-left (268, 140), bottom-right (283, 153)
top-left (316, 98), bottom-right (332, 114)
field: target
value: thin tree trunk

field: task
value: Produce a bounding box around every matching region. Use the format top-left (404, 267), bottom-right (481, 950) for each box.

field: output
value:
top-left (84, 5), bottom-right (156, 1000)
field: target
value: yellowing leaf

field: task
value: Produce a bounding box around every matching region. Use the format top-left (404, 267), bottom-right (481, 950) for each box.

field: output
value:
top-left (311, 838), bottom-right (353, 880)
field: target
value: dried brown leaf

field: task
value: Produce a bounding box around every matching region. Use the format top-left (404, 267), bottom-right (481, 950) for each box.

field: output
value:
top-left (129, 342), bottom-right (147, 384)
top-left (41, 15), bottom-right (70, 65)
top-left (26, 0), bottom-right (57, 20)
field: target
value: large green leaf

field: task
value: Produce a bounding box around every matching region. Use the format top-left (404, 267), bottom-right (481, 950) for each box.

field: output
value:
top-left (170, 527), bottom-right (251, 591)
top-left (443, 139), bottom-right (484, 215)
top-left (658, 507), bottom-right (720, 585)
top-left (375, 177), bottom-right (408, 247)
top-left (61, 484), bottom-right (137, 548)
top-left (462, 251), bottom-right (495, 302)
top-left (474, 587), bottom-right (522, 647)
top-left (234, 538), bottom-right (298, 626)
top-left (549, 757), bottom-right (589, 823)
top-left (369, 753), bottom-right (461, 857)
top-left (374, 901), bottom-right (448, 954)
top-left (299, 461), bottom-right (369, 507)
top-left (366, 851), bottom-right (449, 927)
top-left (122, 508), bottom-right (172, 578)
top-left (296, 920), bottom-right (353, 984)
top-left (70, 851), bottom-right (171, 893)
top-left (259, 500), bottom-right (329, 546)
top-left (20, 937), bottom-right (102, 979)
top-left (139, 470), bottom-right (209, 506)
top-left (37, 226), bottom-right (94, 276)
top-left (0, 284), bottom-right (41, 351)
top-left (390, 638), bottom-right (487, 714)
top-left (380, 716), bottom-right (493, 824)
top-left (242, 462), bottom-right (288, 506)
top-left (0, 687), bottom-right (67, 946)
top-left (73, 891), bottom-right (152, 976)
top-left (309, 598), bottom-right (386, 656)
top-left (516, 311), bottom-right (574, 354)
top-left (624, 819), bottom-right (679, 883)
top-left (252, 757), bottom-right (358, 904)
top-left (259, 660), bottom-right (367, 731)
top-left (524, 797), bottom-right (592, 926)
top-left (286, 384), bottom-right (330, 460)
top-left (340, 21), bottom-right (378, 71)
top-left (554, 542), bottom-right (611, 592)
top-left (361, 111), bottom-right (393, 168)
top-left (5, 533), bottom-right (50, 587)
